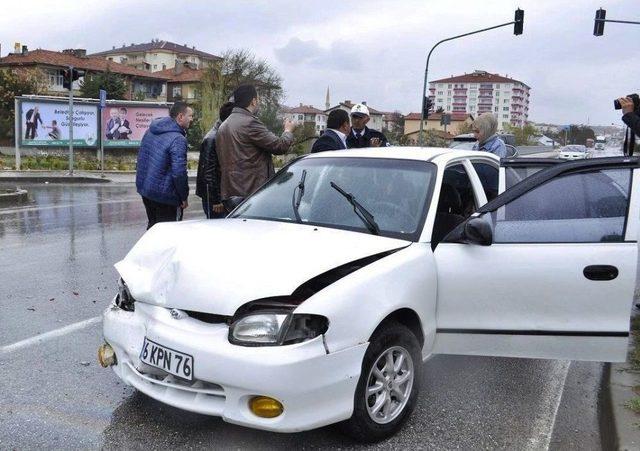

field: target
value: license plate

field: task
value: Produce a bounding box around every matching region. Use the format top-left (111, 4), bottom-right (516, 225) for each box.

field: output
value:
top-left (139, 337), bottom-right (194, 381)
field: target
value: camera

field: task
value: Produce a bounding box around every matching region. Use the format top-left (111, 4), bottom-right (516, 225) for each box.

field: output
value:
top-left (614, 93), bottom-right (640, 111)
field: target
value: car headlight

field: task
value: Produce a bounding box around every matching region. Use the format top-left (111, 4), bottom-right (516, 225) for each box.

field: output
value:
top-left (229, 311), bottom-right (328, 346)
top-left (115, 278), bottom-right (135, 312)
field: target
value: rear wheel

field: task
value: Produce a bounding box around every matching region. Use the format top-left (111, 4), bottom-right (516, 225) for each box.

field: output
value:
top-left (339, 321), bottom-right (421, 442)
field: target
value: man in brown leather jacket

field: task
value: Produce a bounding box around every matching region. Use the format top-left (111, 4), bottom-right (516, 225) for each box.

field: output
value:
top-left (216, 85), bottom-right (297, 204)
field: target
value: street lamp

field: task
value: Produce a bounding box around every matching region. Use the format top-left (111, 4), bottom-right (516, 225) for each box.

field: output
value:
top-left (418, 9), bottom-right (525, 146)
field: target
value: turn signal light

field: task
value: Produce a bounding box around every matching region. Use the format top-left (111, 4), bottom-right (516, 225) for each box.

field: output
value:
top-left (98, 343), bottom-right (116, 367)
top-left (249, 396), bottom-right (283, 418)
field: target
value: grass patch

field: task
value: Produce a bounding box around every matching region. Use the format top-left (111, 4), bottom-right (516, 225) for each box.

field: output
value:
top-left (626, 397), bottom-right (640, 415)
top-left (630, 315), bottom-right (640, 371)
top-left (0, 154), bottom-right (198, 171)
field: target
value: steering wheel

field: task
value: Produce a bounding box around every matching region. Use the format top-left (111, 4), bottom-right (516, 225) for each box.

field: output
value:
top-left (370, 200), bottom-right (416, 226)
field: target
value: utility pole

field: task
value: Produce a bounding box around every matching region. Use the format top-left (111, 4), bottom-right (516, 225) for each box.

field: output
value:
top-left (418, 9), bottom-right (524, 146)
top-left (67, 65), bottom-right (74, 175)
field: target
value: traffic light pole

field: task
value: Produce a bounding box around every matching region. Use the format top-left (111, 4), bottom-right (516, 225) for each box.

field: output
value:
top-left (68, 65), bottom-right (74, 175)
top-left (418, 13), bottom-right (522, 146)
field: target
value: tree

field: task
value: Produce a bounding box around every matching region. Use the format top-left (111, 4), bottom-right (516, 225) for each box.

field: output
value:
top-left (79, 68), bottom-right (127, 99)
top-left (435, 106), bottom-right (445, 114)
top-left (0, 68), bottom-right (47, 145)
top-left (504, 123), bottom-right (538, 146)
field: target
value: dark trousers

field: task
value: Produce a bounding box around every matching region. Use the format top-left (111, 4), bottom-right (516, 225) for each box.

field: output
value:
top-left (201, 199), bottom-right (226, 219)
top-left (142, 196), bottom-right (178, 230)
top-left (25, 123), bottom-right (36, 139)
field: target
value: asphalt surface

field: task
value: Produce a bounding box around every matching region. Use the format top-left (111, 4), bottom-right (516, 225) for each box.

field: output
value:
top-left (0, 175), bottom-right (612, 450)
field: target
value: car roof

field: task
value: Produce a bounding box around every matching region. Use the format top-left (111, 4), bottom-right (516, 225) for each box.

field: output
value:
top-left (303, 146), bottom-right (497, 163)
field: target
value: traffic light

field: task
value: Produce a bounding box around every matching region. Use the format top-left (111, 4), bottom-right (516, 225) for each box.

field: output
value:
top-left (514, 8), bottom-right (524, 35)
top-left (62, 68), bottom-right (85, 90)
top-left (422, 96), bottom-right (433, 119)
top-left (593, 8), bottom-right (606, 36)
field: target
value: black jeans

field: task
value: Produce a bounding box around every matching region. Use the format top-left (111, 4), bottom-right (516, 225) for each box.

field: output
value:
top-left (142, 196), bottom-right (178, 230)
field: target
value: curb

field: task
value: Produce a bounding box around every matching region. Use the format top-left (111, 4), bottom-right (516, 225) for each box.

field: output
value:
top-left (604, 347), bottom-right (640, 450)
top-left (0, 176), bottom-right (110, 184)
top-left (600, 363), bottom-right (617, 450)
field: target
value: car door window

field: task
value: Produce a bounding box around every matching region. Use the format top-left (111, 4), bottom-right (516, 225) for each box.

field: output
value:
top-left (490, 168), bottom-right (632, 243)
top-left (472, 162), bottom-right (498, 202)
top-left (432, 164), bottom-right (477, 246)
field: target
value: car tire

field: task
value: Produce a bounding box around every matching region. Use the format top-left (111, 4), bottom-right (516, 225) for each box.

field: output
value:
top-left (338, 321), bottom-right (422, 443)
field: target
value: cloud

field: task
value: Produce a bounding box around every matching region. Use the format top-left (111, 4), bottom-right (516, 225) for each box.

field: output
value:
top-left (275, 38), bottom-right (362, 71)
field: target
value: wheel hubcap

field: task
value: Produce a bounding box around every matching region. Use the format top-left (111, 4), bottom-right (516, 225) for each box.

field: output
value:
top-left (365, 346), bottom-right (414, 424)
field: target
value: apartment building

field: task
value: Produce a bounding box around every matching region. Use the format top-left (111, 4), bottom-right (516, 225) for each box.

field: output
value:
top-left (429, 70), bottom-right (530, 128)
top-left (89, 40), bottom-right (221, 73)
top-left (283, 104), bottom-right (327, 133)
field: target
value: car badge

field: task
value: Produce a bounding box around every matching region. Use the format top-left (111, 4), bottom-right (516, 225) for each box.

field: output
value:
top-left (170, 309), bottom-right (184, 320)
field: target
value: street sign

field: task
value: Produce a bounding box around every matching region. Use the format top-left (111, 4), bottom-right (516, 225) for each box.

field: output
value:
top-left (99, 89), bottom-right (107, 108)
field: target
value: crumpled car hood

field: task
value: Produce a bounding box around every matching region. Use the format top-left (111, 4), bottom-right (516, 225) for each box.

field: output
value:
top-left (115, 218), bottom-right (409, 315)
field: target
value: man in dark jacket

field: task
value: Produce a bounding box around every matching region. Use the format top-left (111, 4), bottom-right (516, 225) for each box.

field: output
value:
top-left (196, 102), bottom-right (234, 218)
top-left (311, 109), bottom-right (350, 153)
top-left (25, 106), bottom-right (42, 140)
top-left (346, 103), bottom-right (389, 149)
top-left (136, 101), bottom-right (193, 229)
top-left (216, 84), bottom-right (297, 203)
top-left (619, 96), bottom-right (640, 156)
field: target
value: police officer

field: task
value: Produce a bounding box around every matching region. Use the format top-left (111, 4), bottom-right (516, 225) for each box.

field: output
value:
top-left (346, 103), bottom-right (389, 148)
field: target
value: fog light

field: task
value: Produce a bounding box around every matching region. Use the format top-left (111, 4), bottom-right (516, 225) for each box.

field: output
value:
top-left (249, 396), bottom-right (283, 418)
top-left (98, 343), bottom-right (116, 367)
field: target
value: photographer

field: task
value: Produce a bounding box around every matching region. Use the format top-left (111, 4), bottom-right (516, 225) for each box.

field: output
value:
top-left (617, 95), bottom-right (640, 155)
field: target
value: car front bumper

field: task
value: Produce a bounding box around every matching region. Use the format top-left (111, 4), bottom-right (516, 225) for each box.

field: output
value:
top-left (102, 300), bottom-right (367, 432)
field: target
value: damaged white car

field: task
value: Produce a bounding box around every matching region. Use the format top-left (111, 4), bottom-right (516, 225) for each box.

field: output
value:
top-left (100, 148), bottom-right (639, 442)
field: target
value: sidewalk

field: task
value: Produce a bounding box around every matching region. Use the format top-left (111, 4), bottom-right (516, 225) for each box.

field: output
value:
top-left (607, 309), bottom-right (640, 450)
top-left (0, 170), bottom-right (198, 184)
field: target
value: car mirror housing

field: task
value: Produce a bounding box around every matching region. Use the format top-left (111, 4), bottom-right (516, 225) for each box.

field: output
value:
top-left (464, 216), bottom-right (493, 246)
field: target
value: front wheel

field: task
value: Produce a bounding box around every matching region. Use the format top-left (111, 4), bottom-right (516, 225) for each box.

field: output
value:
top-left (339, 321), bottom-right (422, 442)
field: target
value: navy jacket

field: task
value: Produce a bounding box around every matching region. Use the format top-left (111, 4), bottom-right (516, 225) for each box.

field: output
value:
top-left (311, 129), bottom-right (346, 153)
top-left (346, 126), bottom-right (389, 148)
top-left (136, 117), bottom-right (189, 206)
top-left (196, 120), bottom-right (222, 204)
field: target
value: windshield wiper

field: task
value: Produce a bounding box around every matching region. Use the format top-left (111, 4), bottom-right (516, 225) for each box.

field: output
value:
top-left (292, 169), bottom-right (307, 223)
top-left (330, 181), bottom-right (380, 235)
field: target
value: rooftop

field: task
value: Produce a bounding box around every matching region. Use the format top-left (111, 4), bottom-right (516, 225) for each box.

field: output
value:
top-left (289, 104), bottom-right (326, 114)
top-left (0, 49), bottom-right (170, 80)
top-left (89, 40), bottom-right (221, 60)
top-left (155, 66), bottom-right (203, 83)
top-left (430, 70), bottom-right (530, 88)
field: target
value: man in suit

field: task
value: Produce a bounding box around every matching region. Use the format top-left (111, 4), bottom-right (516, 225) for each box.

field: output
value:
top-left (346, 103), bottom-right (389, 148)
top-left (311, 109), bottom-right (350, 153)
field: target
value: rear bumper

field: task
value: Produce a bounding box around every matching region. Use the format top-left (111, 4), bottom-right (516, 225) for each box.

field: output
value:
top-left (102, 301), bottom-right (367, 432)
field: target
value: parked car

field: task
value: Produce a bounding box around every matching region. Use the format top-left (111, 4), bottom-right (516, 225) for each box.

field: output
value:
top-left (558, 144), bottom-right (589, 160)
top-left (100, 149), bottom-right (638, 442)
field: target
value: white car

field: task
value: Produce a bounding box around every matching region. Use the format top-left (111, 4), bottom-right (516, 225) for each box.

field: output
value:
top-left (558, 144), bottom-right (589, 160)
top-left (100, 148), bottom-right (639, 442)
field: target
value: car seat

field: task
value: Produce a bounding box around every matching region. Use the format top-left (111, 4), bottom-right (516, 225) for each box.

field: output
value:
top-left (432, 184), bottom-right (465, 248)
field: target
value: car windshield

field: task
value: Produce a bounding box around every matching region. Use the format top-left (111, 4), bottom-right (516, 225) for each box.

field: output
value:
top-left (231, 157), bottom-right (436, 241)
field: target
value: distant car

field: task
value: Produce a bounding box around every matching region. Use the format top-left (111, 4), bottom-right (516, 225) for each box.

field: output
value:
top-left (99, 149), bottom-right (638, 442)
top-left (558, 144), bottom-right (588, 160)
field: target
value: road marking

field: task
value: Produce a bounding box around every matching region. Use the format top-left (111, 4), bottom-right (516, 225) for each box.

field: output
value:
top-left (0, 316), bottom-right (101, 356)
top-left (525, 360), bottom-right (571, 451)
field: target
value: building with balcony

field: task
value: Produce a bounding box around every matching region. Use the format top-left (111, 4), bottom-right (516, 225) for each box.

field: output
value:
top-left (429, 70), bottom-right (530, 129)
top-left (89, 39), bottom-right (221, 73)
top-left (155, 64), bottom-right (203, 104)
top-left (0, 48), bottom-right (169, 101)
top-left (282, 104), bottom-right (327, 133)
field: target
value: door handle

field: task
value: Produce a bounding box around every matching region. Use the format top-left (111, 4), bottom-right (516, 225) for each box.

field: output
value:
top-left (583, 265), bottom-right (618, 281)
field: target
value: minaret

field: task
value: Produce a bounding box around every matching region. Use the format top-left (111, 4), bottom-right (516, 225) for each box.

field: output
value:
top-left (325, 86), bottom-right (330, 110)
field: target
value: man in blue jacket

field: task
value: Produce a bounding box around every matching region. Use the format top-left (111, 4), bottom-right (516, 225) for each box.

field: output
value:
top-left (136, 101), bottom-right (193, 229)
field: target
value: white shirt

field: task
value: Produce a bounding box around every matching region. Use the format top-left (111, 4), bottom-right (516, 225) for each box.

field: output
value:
top-left (329, 128), bottom-right (347, 148)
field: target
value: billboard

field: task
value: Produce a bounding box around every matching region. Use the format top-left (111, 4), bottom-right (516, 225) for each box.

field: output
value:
top-left (20, 100), bottom-right (99, 147)
top-left (101, 106), bottom-right (170, 147)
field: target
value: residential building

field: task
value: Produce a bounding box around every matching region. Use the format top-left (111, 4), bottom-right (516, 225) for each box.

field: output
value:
top-left (403, 112), bottom-right (474, 143)
top-left (380, 111), bottom-right (403, 133)
top-left (283, 104), bottom-right (327, 133)
top-left (429, 70), bottom-right (530, 128)
top-left (325, 100), bottom-right (384, 132)
top-left (89, 39), bottom-right (221, 73)
top-left (155, 64), bottom-right (203, 103)
top-left (0, 48), bottom-right (169, 100)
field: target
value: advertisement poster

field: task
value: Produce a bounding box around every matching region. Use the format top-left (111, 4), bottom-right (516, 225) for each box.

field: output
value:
top-left (101, 106), bottom-right (170, 147)
top-left (20, 100), bottom-right (99, 147)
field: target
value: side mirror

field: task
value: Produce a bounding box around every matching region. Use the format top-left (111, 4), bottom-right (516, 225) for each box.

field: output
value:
top-left (464, 216), bottom-right (493, 245)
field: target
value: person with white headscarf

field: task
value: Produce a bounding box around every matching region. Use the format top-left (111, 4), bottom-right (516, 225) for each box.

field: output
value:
top-left (472, 113), bottom-right (507, 158)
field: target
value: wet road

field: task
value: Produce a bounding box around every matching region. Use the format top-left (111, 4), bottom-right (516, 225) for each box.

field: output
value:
top-left (0, 181), bottom-right (608, 450)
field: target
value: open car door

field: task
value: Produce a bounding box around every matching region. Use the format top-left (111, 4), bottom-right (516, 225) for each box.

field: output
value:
top-left (433, 157), bottom-right (639, 362)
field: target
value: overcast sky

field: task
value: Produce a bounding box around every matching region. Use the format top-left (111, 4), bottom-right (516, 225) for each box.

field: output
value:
top-left (1, 0), bottom-right (637, 125)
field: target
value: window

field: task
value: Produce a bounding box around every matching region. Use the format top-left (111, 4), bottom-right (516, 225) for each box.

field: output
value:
top-left (47, 69), bottom-right (64, 86)
top-left (437, 91), bottom-right (444, 95)
top-left (494, 107), bottom-right (499, 112)
top-left (496, 91), bottom-right (500, 96)
top-left (491, 168), bottom-right (632, 243)
top-left (298, 114), bottom-right (304, 121)
top-left (503, 114), bottom-right (509, 119)
top-left (432, 164), bottom-right (477, 245)
top-left (503, 107), bottom-right (509, 111)
top-left (495, 84), bottom-right (500, 88)
top-left (470, 106), bottom-right (476, 112)
top-left (448, 84), bottom-right (452, 88)
top-left (162, 64), bottom-right (166, 70)
top-left (172, 86), bottom-right (182, 98)
top-left (504, 99), bottom-right (509, 104)
top-left (447, 90), bottom-right (451, 96)
top-left (472, 163), bottom-right (498, 201)
top-left (437, 99), bottom-right (443, 104)
top-left (153, 64), bottom-right (157, 70)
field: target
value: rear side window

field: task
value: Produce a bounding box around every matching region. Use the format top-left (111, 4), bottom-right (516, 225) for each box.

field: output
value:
top-left (472, 162), bottom-right (498, 202)
top-left (491, 168), bottom-right (632, 243)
